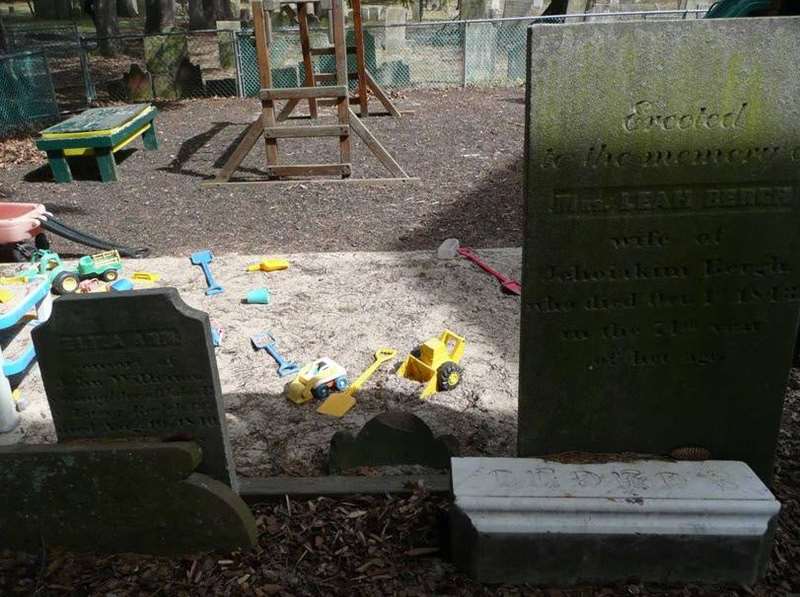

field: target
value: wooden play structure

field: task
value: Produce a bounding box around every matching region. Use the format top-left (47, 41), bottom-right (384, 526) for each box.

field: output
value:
top-left (209, 0), bottom-right (413, 185)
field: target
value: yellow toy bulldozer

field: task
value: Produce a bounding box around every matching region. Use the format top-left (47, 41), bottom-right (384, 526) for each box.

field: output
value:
top-left (397, 330), bottom-right (465, 399)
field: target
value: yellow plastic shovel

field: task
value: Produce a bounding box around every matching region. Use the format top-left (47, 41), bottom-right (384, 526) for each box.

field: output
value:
top-left (318, 348), bottom-right (397, 417)
top-left (246, 259), bottom-right (290, 273)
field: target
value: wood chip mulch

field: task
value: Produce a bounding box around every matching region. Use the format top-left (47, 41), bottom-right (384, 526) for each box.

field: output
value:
top-left (0, 460), bottom-right (797, 597)
top-left (0, 134), bottom-right (45, 170)
top-left (0, 378), bottom-right (796, 596)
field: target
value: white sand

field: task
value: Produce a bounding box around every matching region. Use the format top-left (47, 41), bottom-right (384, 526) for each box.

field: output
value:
top-left (12, 248), bottom-right (521, 477)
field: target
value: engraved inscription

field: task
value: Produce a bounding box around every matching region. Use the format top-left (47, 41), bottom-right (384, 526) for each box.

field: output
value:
top-left (548, 184), bottom-right (795, 217)
top-left (460, 466), bottom-right (730, 496)
top-left (59, 329), bottom-right (182, 351)
top-left (623, 100), bottom-right (749, 133)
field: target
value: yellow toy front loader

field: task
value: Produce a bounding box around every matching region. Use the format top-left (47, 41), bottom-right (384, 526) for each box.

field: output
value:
top-left (397, 329), bottom-right (465, 399)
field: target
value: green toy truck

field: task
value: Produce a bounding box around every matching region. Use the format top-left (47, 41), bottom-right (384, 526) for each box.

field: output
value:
top-left (76, 250), bottom-right (122, 283)
top-left (23, 249), bottom-right (122, 295)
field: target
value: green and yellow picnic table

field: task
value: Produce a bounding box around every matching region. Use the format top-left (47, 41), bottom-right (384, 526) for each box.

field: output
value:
top-left (36, 104), bottom-right (159, 183)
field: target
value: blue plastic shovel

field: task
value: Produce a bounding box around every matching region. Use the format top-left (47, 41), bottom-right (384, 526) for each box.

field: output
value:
top-left (251, 332), bottom-right (300, 377)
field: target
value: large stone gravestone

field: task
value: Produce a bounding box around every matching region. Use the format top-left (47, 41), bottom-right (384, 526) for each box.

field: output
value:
top-left (32, 288), bottom-right (238, 490)
top-left (520, 17), bottom-right (800, 483)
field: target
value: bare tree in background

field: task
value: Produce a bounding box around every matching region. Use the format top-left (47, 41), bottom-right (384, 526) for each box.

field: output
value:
top-left (145, 0), bottom-right (177, 33)
top-left (0, 15), bottom-right (7, 53)
top-left (541, 0), bottom-right (569, 15)
top-left (117, 0), bottom-right (140, 17)
top-left (188, 0), bottom-right (235, 29)
top-left (94, 0), bottom-right (120, 56)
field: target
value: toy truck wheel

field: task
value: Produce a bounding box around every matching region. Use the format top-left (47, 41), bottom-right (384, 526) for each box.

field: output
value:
top-left (52, 271), bottom-right (80, 295)
top-left (437, 361), bottom-right (463, 391)
top-left (314, 384), bottom-right (331, 400)
top-left (335, 376), bottom-right (348, 391)
top-left (100, 269), bottom-right (119, 282)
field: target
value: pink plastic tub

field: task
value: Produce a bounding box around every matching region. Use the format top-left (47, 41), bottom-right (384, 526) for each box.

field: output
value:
top-left (0, 203), bottom-right (45, 244)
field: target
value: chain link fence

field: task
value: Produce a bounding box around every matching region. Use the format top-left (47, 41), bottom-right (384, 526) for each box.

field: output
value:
top-left (4, 23), bottom-right (93, 111)
top-left (0, 8), bottom-right (706, 132)
top-left (0, 49), bottom-right (60, 135)
top-left (84, 30), bottom-right (239, 103)
top-left (237, 9), bottom-right (705, 95)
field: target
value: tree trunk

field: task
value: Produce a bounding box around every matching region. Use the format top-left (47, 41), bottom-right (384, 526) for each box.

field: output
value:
top-left (214, 0), bottom-right (235, 20)
top-left (188, 0), bottom-right (235, 29)
top-left (188, 0), bottom-right (209, 29)
top-left (95, 0), bottom-right (120, 56)
top-left (117, 0), bottom-right (140, 17)
top-left (145, 0), bottom-right (176, 33)
top-left (0, 16), bottom-right (7, 53)
top-left (542, 0), bottom-right (569, 15)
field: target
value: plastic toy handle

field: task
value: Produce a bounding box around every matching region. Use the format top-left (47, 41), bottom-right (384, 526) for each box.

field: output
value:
top-left (457, 246), bottom-right (515, 286)
top-left (349, 348), bottom-right (397, 393)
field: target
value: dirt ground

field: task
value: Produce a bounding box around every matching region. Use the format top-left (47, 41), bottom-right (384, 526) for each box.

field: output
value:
top-left (7, 249), bottom-right (521, 477)
top-left (0, 89), bottom-right (525, 257)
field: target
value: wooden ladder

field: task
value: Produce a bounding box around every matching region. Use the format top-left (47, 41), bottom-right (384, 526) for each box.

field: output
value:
top-left (258, 0), bottom-right (351, 178)
top-left (279, 0), bottom-right (400, 120)
top-left (211, 0), bottom-right (410, 184)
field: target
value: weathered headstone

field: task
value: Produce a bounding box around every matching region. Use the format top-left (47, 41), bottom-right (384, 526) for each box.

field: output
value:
top-left (122, 64), bottom-right (154, 101)
top-left (216, 20), bottom-right (241, 70)
top-left (464, 21), bottom-right (498, 85)
top-left (450, 457), bottom-right (779, 584)
top-left (144, 33), bottom-right (189, 100)
top-left (32, 289), bottom-right (238, 490)
top-left (520, 18), bottom-right (800, 483)
top-left (0, 442), bottom-right (256, 555)
top-left (383, 7), bottom-right (407, 52)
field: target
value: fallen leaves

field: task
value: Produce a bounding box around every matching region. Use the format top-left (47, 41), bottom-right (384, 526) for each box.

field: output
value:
top-left (0, 134), bottom-right (44, 170)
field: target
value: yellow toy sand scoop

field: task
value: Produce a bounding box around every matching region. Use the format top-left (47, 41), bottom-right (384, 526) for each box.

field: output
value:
top-left (318, 348), bottom-right (397, 417)
top-left (246, 258), bottom-right (290, 273)
top-left (397, 329), bottom-right (465, 400)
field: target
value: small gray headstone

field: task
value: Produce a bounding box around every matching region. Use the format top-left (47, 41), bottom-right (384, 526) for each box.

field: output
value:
top-left (329, 411), bottom-right (458, 474)
top-left (520, 17), bottom-right (800, 483)
top-left (32, 288), bottom-right (237, 490)
top-left (450, 457), bottom-right (780, 584)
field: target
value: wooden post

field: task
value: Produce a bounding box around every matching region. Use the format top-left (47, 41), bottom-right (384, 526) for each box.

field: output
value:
top-left (95, 149), bottom-right (118, 183)
top-left (297, 1), bottom-right (318, 119)
top-left (46, 150), bottom-right (73, 184)
top-left (331, 0), bottom-right (351, 171)
top-left (142, 123), bottom-right (160, 150)
top-left (252, 0), bottom-right (279, 168)
top-left (350, 0), bottom-right (369, 117)
top-left (214, 119), bottom-right (264, 182)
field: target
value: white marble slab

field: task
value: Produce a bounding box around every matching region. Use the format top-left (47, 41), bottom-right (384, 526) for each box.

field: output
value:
top-left (452, 458), bottom-right (779, 536)
top-left (453, 458), bottom-right (774, 500)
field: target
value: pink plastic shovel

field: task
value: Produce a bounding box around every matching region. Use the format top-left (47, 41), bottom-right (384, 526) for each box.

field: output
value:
top-left (457, 246), bottom-right (522, 296)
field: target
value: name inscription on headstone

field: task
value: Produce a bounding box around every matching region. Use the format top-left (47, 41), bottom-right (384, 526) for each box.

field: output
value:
top-left (520, 18), bottom-right (800, 482)
top-left (32, 289), bottom-right (237, 490)
top-left (452, 458), bottom-right (773, 500)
